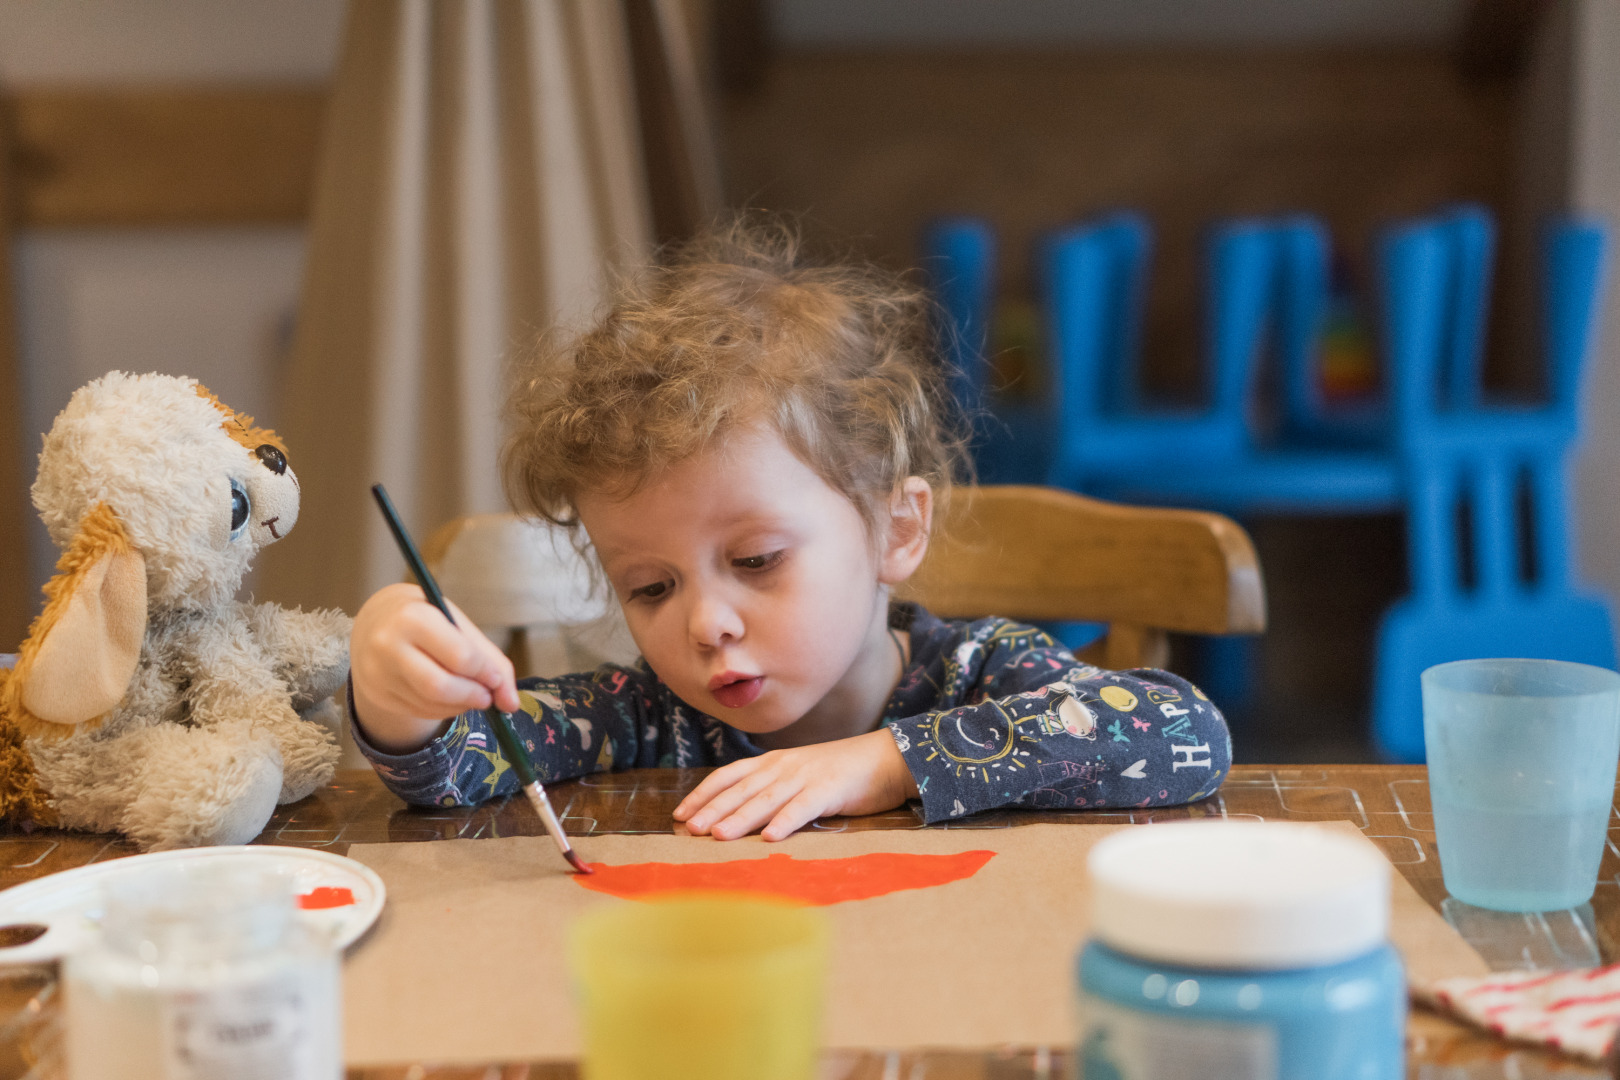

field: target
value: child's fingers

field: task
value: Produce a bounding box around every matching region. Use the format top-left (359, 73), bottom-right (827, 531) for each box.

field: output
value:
top-left (709, 781), bottom-right (802, 841)
top-left (402, 599), bottom-right (514, 699)
top-left (397, 646), bottom-right (495, 715)
top-left (684, 779), bottom-right (768, 834)
top-left (674, 759), bottom-right (763, 822)
top-left (443, 600), bottom-right (520, 712)
top-left (761, 790), bottom-right (828, 842)
top-left (350, 583), bottom-right (503, 749)
top-left (682, 767), bottom-right (784, 835)
top-left (397, 601), bottom-right (484, 673)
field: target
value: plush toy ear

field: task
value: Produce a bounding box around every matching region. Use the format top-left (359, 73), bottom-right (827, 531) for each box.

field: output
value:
top-left (3, 503), bottom-right (146, 737)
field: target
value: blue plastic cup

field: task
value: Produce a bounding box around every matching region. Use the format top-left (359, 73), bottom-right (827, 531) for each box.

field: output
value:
top-left (1424, 658), bottom-right (1620, 911)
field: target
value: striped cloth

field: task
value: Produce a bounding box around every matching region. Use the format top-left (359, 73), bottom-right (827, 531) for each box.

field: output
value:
top-left (1426, 965), bottom-right (1620, 1062)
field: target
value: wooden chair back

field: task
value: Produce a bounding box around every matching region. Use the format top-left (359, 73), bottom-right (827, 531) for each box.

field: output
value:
top-left (897, 485), bottom-right (1265, 669)
top-left (422, 486), bottom-right (1264, 676)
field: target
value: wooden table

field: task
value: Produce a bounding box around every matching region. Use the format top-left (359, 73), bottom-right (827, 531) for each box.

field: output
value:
top-left (3, 765), bottom-right (1615, 1079)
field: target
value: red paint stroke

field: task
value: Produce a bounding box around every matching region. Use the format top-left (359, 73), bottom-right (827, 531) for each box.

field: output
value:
top-left (574, 850), bottom-right (995, 906)
top-left (298, 886), bottom-right (356, 910)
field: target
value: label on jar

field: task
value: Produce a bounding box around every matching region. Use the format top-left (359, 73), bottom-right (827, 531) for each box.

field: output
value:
top-left (163, 971), bottom-right (319, 1080)
top-left (1078, 994), bottom-right (1277, 1080)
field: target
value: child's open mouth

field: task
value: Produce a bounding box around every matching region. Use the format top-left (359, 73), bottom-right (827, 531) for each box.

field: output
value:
top-left (710, 674), bottom-right (764, 709)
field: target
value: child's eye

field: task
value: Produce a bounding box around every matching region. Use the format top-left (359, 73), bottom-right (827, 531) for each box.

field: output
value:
top-left (628, 581), bottom-right (670, 601)
top-left (733, 551), bottom-right (785, 572)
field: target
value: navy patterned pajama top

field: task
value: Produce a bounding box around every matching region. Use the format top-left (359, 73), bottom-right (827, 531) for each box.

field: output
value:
top-left (351, 602), bottom-right (1232, 823)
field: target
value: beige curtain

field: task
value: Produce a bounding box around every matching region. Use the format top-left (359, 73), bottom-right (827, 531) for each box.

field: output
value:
top-left (263, 0), bottom-right (715, 617)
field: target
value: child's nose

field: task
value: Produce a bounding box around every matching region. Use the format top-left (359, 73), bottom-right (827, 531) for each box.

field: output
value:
top-left (687, 587), bottom-right (744, 648)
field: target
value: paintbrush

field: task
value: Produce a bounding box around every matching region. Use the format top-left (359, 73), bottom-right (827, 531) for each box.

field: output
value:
top-left (370, 483), bottom-right (592, 875)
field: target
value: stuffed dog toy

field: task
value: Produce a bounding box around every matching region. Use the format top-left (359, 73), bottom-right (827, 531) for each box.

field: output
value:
top-left (0, 372), bottom-right (351, 849)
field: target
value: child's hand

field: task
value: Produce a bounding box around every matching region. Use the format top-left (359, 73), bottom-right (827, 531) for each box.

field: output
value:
top-left (350, 582), bottom-right (521, 754)
top-left (673, 729), bottom-right (920, 842)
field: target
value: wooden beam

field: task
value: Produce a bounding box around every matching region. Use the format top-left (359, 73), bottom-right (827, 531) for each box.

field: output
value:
top-left (6, 87), bottom-right (325, 227)
top-left (0, 107), bottom-right (34, 649)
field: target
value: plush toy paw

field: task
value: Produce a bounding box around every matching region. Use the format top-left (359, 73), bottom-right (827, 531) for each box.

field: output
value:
top-left (121, 724), bottom-right (285, 850)
top-left (249, 603), bottom-right (354, 711)
top-left (275, 712), bottom-right (342, 804)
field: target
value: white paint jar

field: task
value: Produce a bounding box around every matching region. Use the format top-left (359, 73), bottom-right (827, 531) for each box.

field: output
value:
top-left (63, 864), bottom-right (340, 1080)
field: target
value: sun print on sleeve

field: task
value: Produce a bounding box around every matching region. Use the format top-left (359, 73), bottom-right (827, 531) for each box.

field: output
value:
top-left (910, 683), bottom-right (1101, 786)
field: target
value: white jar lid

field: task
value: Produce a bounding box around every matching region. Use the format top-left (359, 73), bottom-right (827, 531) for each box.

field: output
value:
top-left (1089, 821), bottom-right (1390, 970)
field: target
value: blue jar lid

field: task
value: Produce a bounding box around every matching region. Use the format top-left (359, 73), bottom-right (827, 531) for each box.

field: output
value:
top-left (1089, 822), bottom-right (1390, 970)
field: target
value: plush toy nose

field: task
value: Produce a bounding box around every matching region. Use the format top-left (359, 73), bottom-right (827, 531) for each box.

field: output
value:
top-left (255, 444), bottom-right (287, 475)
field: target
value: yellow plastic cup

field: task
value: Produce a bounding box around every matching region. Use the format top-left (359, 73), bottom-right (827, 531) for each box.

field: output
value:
top-left (568, 895), bottom-right (828, 1080)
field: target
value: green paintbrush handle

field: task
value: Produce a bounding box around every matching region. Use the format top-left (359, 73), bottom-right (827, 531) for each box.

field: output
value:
top-left (486, 707), bottom-right (539, 787)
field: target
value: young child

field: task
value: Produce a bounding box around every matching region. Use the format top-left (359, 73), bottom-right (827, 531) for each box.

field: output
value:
top-left (348, 222), bottom-right (1231, 841)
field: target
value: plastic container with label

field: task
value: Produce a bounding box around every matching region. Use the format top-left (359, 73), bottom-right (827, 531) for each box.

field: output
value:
top-left (1078, 821), bottom-right (1405, 1080)
top-left (63, 864), bottom-right (341, 1080)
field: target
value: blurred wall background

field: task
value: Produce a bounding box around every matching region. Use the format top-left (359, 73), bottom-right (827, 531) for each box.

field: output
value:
top-left (2, 0), bottom-right (1615, 760)
top-left (0, 0), bottom-right (344, 599)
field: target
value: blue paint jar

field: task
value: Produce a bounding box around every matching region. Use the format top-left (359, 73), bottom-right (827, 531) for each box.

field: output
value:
top-left (1077, 822), bottom-right (1405, 1080)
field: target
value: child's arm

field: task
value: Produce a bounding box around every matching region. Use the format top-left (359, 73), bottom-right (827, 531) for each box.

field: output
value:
top-left (879, 621), bottom-right (1230, 821)
top-left (349, 583), bottom-right (765, 806)
top-left (888, 663), bottom-right (1230, 822)
top-left (675, 622), bottom-right (1229, 837)
top-left (349, 583), bottom-right (640, 805)
top-left (351, 667), bottom-right (658, 807)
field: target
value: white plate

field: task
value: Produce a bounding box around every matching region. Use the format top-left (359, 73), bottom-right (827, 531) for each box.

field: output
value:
top-left (0, 845), bottom-right (386, 964)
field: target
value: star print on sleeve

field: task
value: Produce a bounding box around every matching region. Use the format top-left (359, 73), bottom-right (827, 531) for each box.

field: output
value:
top-left (349, 664), bottom-right (765, 807)
top-left (883, 608), bottom-right (1231, 822)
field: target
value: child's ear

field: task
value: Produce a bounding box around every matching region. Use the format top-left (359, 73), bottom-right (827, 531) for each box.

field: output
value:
top-left (878, 477), bottom-right (933, 585)
top-left (3, 503), bottom-right (147, 738)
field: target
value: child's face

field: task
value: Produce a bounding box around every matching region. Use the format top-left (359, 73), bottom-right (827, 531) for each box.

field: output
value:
top-left (575, 425), bottom-right (920, 737)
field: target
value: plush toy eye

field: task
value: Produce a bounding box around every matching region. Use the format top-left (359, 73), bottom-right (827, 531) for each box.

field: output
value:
top-left (255, 444), bottom-right (287, 475)
top-left (230, 481), bottom-right (250, 535)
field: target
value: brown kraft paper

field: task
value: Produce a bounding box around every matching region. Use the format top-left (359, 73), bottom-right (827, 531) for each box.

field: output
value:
top-left (341, 820), bottom-right (1488, 1067)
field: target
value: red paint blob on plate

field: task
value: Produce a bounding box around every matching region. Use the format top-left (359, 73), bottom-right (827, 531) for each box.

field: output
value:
top-left (574, 850), bottom-right (994, 906)
top-left (298, 886), bottom-right (356, 910)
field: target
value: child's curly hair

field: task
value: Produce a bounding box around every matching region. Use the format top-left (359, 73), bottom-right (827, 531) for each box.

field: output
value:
top-left (503, 218), bottom-right (970, 541)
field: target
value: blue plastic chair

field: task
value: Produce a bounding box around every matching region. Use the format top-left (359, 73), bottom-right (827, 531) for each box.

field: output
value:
top-left (1370, 216), bottom-right (1616, 761)
top-left (1064, 212), bottom-right (1154, 417)
top-left (1035, 214), bottom-right (1388, 707)
top-left (928, 213), bottom-right (1279, 488)
top-left (1098, 207), bottom-right (1496, 515)
top-left (1274, 215), bottom-right (1385, 448)
top-left (931, 208), bottom-right (1514, 511)
top-left (1041, 214), bottom-right (1271, 491)
top-left (922, 218), bottom-right (996, 423)
top-left (1275, 205), bottom-right (1496, 450)
top-left (1051, 217), bottom-right (1402, 515)
top-left (921, 218), bottom-right (1054, 483)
